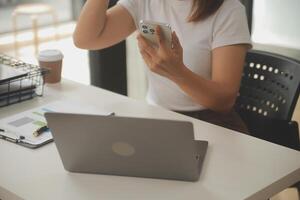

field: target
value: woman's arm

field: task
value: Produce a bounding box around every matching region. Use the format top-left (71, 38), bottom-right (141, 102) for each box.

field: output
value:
top-left (174, 45), bottom-right (247, 113)
top-left (137, 27), bottom-right (248, 113)
top-left (73, 0), bottom-right (136, 50)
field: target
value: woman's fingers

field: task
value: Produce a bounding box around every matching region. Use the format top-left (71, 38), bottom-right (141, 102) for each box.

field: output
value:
top-left (137, 34), bottom-right (157, 57)
top-left (140, 49), bottom-right (152, 65)
top-left (137, 34), bottom-right (154, 67)
top-left (172, 31), bottom-right (182, 50)
top-left (156, 26), bottom-right (167, 50)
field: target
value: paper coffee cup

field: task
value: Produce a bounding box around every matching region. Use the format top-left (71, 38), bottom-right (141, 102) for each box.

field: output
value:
top-left (38, 50), bottom-right (64, 84)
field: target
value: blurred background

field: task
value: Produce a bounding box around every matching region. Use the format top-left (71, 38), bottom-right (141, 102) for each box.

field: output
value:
top-left (0, 1), bottom-right (299, 199)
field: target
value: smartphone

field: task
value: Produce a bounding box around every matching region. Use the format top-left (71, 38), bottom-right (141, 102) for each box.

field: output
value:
top-left (139, 20), bottom-right (172, 48)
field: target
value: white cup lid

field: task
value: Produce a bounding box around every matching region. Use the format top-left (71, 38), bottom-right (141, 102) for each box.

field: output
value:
top-left (38, 49), bottom-right (64, 62)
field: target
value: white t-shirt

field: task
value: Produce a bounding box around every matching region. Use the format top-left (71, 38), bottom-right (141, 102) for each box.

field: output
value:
top-left (118, 0), bottom-right (252, 111)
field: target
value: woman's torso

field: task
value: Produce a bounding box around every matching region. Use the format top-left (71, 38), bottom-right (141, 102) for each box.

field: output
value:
top-left (119, 0), bottom-right (250, 111)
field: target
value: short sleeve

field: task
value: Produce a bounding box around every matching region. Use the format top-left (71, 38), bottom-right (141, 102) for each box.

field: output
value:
top-left (117, 0), bottom-right (140, 28)
top-left (212, 3), bottom-right (252, 49)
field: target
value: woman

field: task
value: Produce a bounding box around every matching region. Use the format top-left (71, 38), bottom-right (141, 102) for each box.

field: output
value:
top-left (73, 0), bottom-right (252, 133)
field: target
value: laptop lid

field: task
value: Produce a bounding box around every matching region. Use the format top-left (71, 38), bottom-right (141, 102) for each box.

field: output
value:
top-left (45, 112), bottom-right (208, 181)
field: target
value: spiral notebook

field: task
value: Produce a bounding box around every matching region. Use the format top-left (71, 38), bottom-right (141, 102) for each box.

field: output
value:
top-left (0, 100), bottom-right (113, 149)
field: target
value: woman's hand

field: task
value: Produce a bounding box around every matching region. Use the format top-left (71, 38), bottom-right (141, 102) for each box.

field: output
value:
top-left (137, 26), bottom-right (187, 81)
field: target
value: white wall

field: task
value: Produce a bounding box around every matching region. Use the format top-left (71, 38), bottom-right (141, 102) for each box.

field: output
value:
top-left (126, 32), bottom-right (148, 101)
top-left (252, 0), bottom-right (300, 49)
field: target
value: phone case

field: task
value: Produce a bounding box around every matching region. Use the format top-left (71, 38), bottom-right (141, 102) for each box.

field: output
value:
top-left (139, 20), bottom-right (172, 48)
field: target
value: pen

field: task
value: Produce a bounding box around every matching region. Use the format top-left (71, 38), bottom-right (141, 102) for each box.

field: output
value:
top-left (33, 126), bottom-right (49, 137)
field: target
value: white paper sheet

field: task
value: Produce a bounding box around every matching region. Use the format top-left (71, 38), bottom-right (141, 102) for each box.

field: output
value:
top-left (0, 100), bottom-right (113, 146)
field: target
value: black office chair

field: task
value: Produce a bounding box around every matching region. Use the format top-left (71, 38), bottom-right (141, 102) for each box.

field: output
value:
top-left (235, 50), bottom-right (300, 150)
top-left (235, 49), bottom-right (300, 197)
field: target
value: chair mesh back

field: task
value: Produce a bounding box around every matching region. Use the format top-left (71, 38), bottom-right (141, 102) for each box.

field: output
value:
top-left (235, 50), bottom-right (300, 121)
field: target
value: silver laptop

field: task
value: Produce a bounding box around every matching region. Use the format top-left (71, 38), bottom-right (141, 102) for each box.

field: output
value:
top-left (45, 113), bottom-right (208, 182)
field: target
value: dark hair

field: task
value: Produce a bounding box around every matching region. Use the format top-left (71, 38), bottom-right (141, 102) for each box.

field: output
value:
top-left (188, 0), bottom-right (224, 22)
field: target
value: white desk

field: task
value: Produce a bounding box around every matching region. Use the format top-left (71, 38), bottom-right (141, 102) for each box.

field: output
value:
top-left (0, 80), bottom-right (299, 200)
